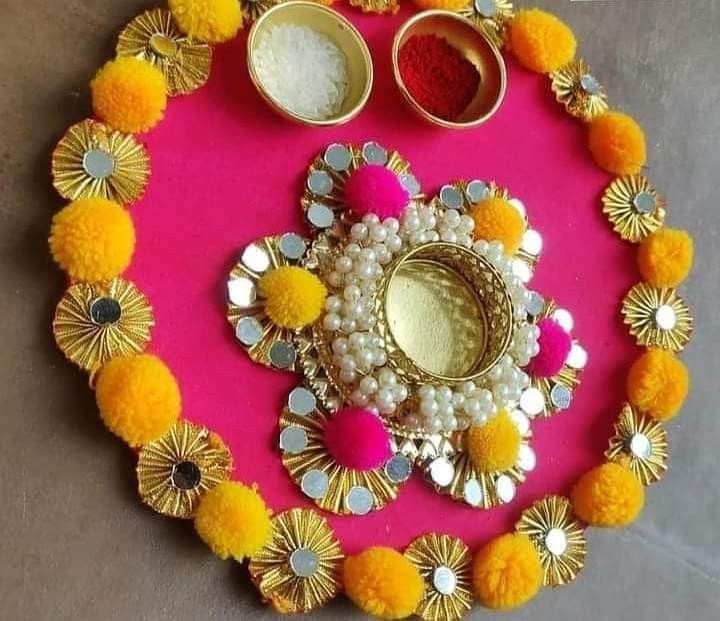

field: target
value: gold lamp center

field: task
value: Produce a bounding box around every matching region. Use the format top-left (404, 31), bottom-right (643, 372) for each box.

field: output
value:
top-left (385, 259), bottom-right (486, 379)
top-left (378, 243), bottom-right (513, 384)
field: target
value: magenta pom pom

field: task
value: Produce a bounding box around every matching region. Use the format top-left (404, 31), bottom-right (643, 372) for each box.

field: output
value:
top-left (323, 406), bottom-right (393, 471)
top-left (527, 318), bottom-right (573, 377)
top-left (344, 164), bottom-right (410, 219)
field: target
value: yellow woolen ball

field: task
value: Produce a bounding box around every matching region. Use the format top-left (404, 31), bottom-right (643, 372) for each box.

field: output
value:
top-left (470, 197), bottom-right (526, 254)
top-left (627, 349), bottom-right (689, 421)
top-left (95, 354), bottom-right (181, 446)
top-left (412, 0), bottom-right (468, 10)
top-left (472, 533), bottom-right (543, 610)
top-left (258, 266), bottom-right (327, 329)
top-left (571, 462), bottom-right (645, 527)
top-left (169, 0), bottom-right (242, 44)
top-left (194, 481), bottom-right (272, 560)
top-left (509, 9), bottom-right (577, 73)
top-left (49, 197), bottom-right (135, 283)
top-left (638, 228), bottom-right (694, 287)
top-left (588, 111), bottom-right (647, 175)
top-left (344, 547), bottom-right (424, 619)
top-left (91, 57), bottom-right (167, 133)
top-left (467, 410), bottom-right (521, 473)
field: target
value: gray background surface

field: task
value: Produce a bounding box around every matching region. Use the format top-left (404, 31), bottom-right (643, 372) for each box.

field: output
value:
top-left (1, 0), bottom-right (719, 619)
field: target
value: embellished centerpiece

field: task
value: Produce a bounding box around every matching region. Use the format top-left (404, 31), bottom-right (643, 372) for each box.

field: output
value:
top-left (226, 140), bottom-right (587, 514)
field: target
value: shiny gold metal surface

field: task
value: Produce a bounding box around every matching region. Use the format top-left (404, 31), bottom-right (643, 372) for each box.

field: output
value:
top-left (385, 259), bottom-right (487, 379)
top-left (392, 10), bottom-right (507, 129)
top-left (516, 495), bottom-right (587, 586)
top-left (459, 0), bottom-right (514, 49)
top-left (248, 508), bottom-right (343, 614)
top-left (52, 277), bottom-right (154, 374)
top-left (51, 119), bottom-right (150, 204)
top-left (606, 403), bottom-right (669, 485)
top-left (404, 533), bottom-right (473, 621)
top-left (116, 8), bottom-right (212, 96)
top-left (376, 243), bottom-right (513, 384)
top-left (136, 421), bottom-right (232, 519)
top-left (550, 59), bottom-right (609, 122)
top-left (601, 175), bottom-right (666, 243)
top-left (621, 283), bottom-right (693, 351)
top-left (348, 0), bottom-right (400, 15)
top-left (247, 1), bottom-right (373, 127)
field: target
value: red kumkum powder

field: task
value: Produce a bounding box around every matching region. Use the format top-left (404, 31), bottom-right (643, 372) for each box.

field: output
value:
top-left (398, 34), bottom-right (481, 122)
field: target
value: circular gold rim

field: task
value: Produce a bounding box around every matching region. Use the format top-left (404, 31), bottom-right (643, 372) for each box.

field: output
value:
top-left (391, 10), bottom-right (507, 130)
top-left (246, 1), bottom-right (374, 127)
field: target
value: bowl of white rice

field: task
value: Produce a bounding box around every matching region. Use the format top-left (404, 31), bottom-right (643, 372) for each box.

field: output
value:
top-left (247, 1), bottom-right (373, 126)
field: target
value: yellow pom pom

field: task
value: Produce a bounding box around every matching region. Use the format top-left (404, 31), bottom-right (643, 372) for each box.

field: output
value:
top-left (95, 354), bottom-right (181, 446)
top-left (467, 410), bottom-right (521, 472)
top-left (91, 57), bottom-right (167, 133)
top-left (194, 481), bottom-right (272, 560)
top-left (472, 533), bottom-right (543, 610)
top-left (638, 228), bottom-right (694, 288)
top-left (344, 547), bottom-right (424, 619)
top-left (169, 0), bottom-right (242, 44)
top-left (470, 197), bottom-right (526, 254)
top-left (412, 0), bottom-right (468, 10)
top-left (571, 462), bottom-right (645, 527)
top-left (627, 349), bottom-right (689, 421)
top-left (258, 266), bottom-right (327, 329)
top-left (509, 9), bottom-right (577, 73)
top-left (588, 111), bottom-right (647, 175)
top-left (49, 198), bottom-right (135, 283)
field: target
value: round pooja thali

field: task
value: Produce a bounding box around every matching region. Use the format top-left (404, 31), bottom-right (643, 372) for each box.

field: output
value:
top-left (48, 0), bottom-right (695, 618)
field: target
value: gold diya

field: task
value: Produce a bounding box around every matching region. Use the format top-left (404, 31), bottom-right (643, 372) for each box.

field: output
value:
top-left (247, 1), bottom-right (373, 127)
top-left (392, 10), bottom-right (507, 129)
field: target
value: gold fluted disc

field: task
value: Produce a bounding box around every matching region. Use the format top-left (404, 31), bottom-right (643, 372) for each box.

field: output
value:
top-left (116, 8), bottom-right (212, 96)
top-left (621, 283), bottom-right (693, 351)
top-left (279, 402), bottom-right (406, 515)
top-left (606, 403), bottom-right (669, 485)
top-left (516, 495), bottom-right (587, 586)
top-left (601, 175), bottom-right (666, 242)
top-left (52, 277), bottom-right (154, 374)
top-left (348, 0), bottom-right (400, 15)
top-left (301, 141), bottom-right (422, 236)
top-left (459, 0), bottom-right (514, 48)
top-left (528, 298), bottom-right (586, 418)
top-left (51, 119), bottom-right (150, 204)
top-left (241, 0), bottom-right (284, 23)
top-left (404, 534), bottom-right (473, 621)
top-left (248, 508), bottom-right (343, 614)
top-left (550, 59), bottom-right (609, 122)
top-left (226, 235), bottom-right (311, 371)
top-left (136, 420), bottom-right (232, 519)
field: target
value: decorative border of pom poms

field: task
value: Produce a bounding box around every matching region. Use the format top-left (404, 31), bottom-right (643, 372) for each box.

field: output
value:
top-left (47, 1), bottom-right (694, 619)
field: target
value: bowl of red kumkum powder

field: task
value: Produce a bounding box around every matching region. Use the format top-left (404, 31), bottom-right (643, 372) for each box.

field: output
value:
top-left (392, 10), bottom-right (506, 129)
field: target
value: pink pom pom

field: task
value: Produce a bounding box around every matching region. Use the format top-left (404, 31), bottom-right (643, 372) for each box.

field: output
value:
top-left (344, 164), bottom-right (410, 219)
top-left (323, 406), bottom-right (393, 471)
top-left (527, 318), bottom-right (573, 378)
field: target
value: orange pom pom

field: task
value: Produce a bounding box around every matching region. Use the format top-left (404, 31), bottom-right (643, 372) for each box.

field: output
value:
top-left (509, 9), bottom-right (577, 73)
top-left (588, 111), bottom-right (647, 175)
top-left (470, 197), bottom-right (526, 254)
top-left (638, 228), bottom-right (694, 287)
top-left (472, 533), bottom-right (543, 610)
top-left (627, 349), bottom-right (689, 421)
top-left (344, 547), bottom-right (424, 619)
top-left (91, 57), bottom-right (167, 133)
top-left (95, 354), bottom-right (181, 446)
top-left (467, 411), bottom-right (521, 473)
top-left (571, 462), bottom-right (645, 527)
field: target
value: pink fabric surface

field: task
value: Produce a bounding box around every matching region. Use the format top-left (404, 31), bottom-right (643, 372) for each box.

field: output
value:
top-left (127, 5), bottom-right (638, 553)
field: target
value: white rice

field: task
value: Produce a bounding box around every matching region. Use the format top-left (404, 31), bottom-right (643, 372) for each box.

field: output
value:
top-left (253, 23), bottom-right (349, 121)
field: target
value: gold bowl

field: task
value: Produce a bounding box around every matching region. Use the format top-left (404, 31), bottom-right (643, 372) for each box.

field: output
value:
top-left (392, 10), bottom-right (507, 129)
top-left (247, 1), bottom-right (373, 127)
top-left (375, 242), bottom-right (514, 385)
